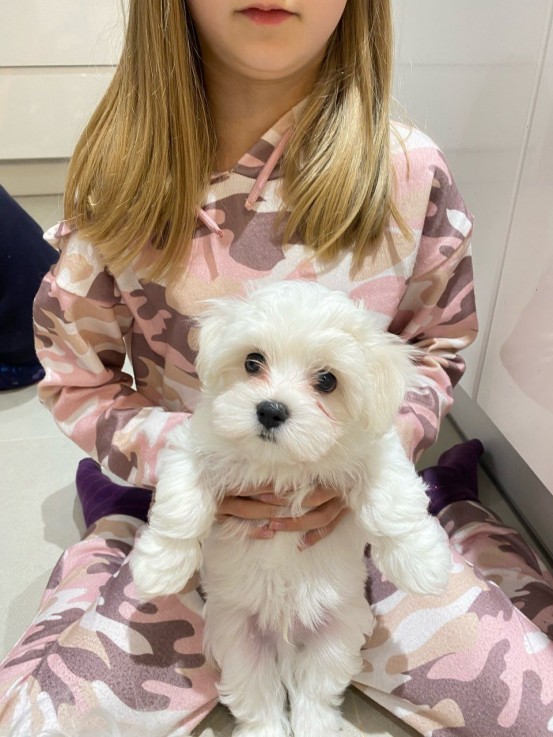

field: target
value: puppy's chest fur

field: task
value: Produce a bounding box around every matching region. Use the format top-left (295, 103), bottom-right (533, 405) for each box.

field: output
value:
top-left (202, 514), bottom-right (369, 639)
top-left (198, 460), bottom-right (370, 639)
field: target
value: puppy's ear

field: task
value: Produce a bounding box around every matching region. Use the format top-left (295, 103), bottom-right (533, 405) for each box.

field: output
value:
top-left (194, 299), bottom-right (237, 387)
top-left (361, 336), bottom-right (418, 436)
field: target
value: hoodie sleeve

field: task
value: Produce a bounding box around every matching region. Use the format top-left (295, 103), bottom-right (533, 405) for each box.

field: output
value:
top-left (391, 153), bottom-right (478, 462)
top-left (33, 229), bottom-right (189, 489)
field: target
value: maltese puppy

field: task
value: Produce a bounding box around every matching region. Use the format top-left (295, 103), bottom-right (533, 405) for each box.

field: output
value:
top-left (130, 281), bottom-right (451, 737)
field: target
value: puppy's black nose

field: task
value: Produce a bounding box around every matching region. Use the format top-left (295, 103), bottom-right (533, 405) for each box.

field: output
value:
top-left (256, 400), bottom-right (289, 430)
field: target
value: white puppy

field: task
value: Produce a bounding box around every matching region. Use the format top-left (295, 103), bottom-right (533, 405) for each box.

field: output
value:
top-left (130, 281), bottom-right (451, 737)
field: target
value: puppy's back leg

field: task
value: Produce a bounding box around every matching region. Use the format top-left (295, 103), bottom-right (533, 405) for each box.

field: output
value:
top-left (205, 605), bottom-right (291, 737)
top-left (279, 600), bottom-right (371, 737)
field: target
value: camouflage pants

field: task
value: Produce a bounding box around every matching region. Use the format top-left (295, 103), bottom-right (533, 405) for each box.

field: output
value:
top-left (1, 502), bottom-right (552, 737)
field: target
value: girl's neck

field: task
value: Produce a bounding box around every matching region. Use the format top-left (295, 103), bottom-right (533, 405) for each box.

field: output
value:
top-left (203, 61), bottom-right (320, 172)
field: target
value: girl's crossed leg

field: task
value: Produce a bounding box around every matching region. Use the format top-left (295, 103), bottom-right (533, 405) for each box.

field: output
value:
top-left (1, 515), bottom-right (552, 737)
top-left (0, 516), bottom-right (218, 737)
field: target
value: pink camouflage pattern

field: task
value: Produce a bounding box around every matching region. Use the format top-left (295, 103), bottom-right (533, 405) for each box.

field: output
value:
top-left (0, 106), bottom-right (551, 736)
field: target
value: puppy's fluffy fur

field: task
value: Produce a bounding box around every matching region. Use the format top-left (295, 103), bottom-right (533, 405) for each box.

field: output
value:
top-left (130, 281), bottom-right (451, 737)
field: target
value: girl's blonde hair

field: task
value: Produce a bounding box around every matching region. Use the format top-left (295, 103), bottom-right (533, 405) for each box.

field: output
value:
top-left (65, 0), bottom-right (408, 280)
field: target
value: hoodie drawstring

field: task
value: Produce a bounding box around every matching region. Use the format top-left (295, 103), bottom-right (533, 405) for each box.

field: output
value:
top-left (196, 125), bottom-right (294, 237)
top-left (245, 126), bottom-right (293, 211)
top-left (195, 207), bottom-right (224, 238)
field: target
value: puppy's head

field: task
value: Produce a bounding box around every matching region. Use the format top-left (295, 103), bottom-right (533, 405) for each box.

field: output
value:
top-left (194, 281), bottom-right (417, 464)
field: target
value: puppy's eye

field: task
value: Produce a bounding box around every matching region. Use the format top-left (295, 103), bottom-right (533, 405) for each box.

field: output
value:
top-left (315, 371), bottom-right (337, 393)
top-left (245, 352), bottom-right (266, 374)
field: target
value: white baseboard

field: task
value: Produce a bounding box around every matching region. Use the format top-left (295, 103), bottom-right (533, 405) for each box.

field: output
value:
top-left (451, 386), bottom-right (553, 563)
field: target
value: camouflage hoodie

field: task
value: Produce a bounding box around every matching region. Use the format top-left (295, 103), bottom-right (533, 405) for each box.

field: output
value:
top-left (33, 103), bottom-right (477, 488)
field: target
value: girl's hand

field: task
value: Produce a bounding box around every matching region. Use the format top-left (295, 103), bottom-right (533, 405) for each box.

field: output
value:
top-left (216, 486), bottom-right (349, 549)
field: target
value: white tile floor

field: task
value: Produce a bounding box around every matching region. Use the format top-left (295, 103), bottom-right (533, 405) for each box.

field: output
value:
top-left (0, 383), bottom-right (544, 737)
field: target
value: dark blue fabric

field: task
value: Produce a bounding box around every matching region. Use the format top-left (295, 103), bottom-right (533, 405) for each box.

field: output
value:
top-left (0, 185), bottom-right (59, 366)
top-left (0, 361), bottom-right (45, 390)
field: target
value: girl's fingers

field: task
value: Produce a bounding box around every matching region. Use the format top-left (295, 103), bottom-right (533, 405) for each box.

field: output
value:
top-left (215, 487), bottom-right (349, 545)
top-left (254, 493), bottom-right (293, 506)
top-left (256, 485), bottom-right (340, 509)
top-left (299, 507), bottom-right (350, 549)
top-left (268, 498), bottom-right (347, 533)
top-left (249, 524), bottom-right (275, 540)
top-left (214, 515), bottom-right (276, 540)
top-left (219, 485), bottom-right (341, 518)
top-left (217, 496), bottom-right (282, 521)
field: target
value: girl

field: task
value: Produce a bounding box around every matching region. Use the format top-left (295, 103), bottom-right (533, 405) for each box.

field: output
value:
top-left (1, 1), bottom-right (552, 735)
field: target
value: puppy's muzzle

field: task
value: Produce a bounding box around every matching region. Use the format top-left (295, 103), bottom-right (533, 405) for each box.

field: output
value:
top-left (256, 400), bottom-right (289, 430)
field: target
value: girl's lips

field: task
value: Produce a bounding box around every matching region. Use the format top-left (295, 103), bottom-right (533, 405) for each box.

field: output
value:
top-left (238, 7), bottom-right (295, 25)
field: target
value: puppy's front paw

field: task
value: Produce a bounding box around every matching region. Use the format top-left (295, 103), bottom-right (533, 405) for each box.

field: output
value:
top-left (373, 522), bottom-right (452, 597)
top-left (130, 528), bottom-right (202, 600)
top-left (419, 530), bottom-right (453, 595)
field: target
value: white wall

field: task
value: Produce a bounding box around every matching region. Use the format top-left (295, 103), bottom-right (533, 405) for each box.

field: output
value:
top-left (1, 2), bottom-right (552, 549)
top-left (476, 30), bottom-right (553, 488)
top-left (454, 23), bottom-right (553, 553)
top-left (392, 0), bottom-right (553, 553)
top-left (392, 0), bottom-right (552, 394)
top-left (0, 0), bottom-right (124, 226)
